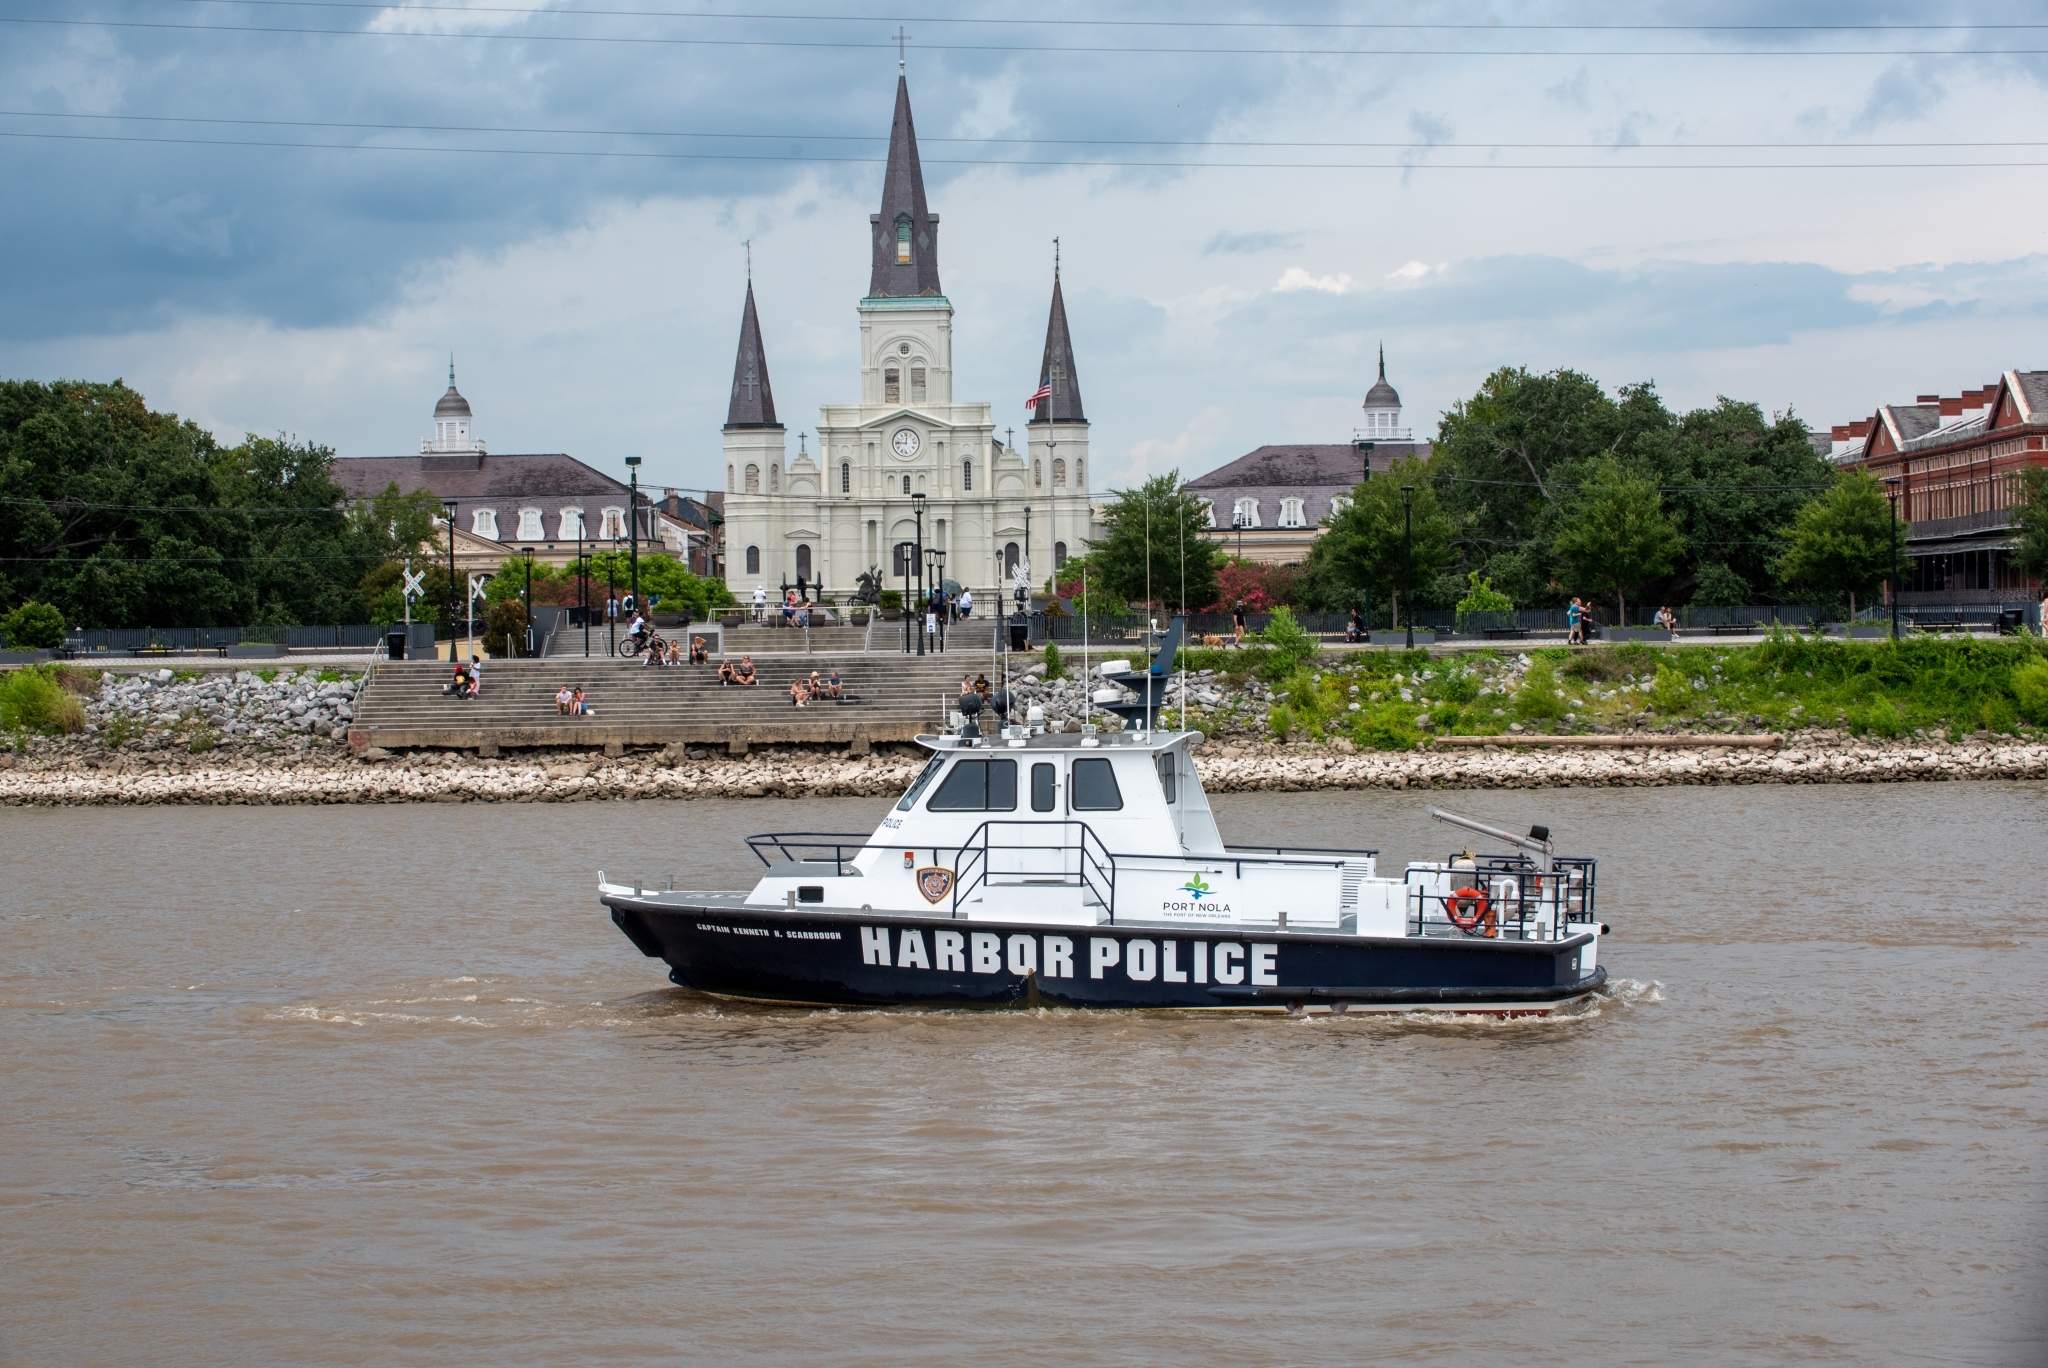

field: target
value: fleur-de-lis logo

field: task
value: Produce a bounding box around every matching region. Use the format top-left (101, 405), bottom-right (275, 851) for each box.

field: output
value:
top-left (1180, 874), bottom-right (1213, 900)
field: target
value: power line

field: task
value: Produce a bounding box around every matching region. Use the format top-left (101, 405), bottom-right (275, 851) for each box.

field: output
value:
top-left (157, 1), bottom-right (2048, 34)
top-left (8, 109), bottom-right (2043, 153)
top-left (7, 16), bottom-right (2040, 57)
top-left (10, 129), bottom-right (2046, 172)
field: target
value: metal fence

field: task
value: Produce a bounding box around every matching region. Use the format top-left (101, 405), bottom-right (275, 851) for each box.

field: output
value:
top-left (60, 624), bottom-right (402, 653)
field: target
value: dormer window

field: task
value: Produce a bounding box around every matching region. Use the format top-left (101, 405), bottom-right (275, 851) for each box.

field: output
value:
top-left (472, 508), bottom-right (499, 539)
top-left (1198, 499), bottom-right (1216, 528)
top-left (1278, 497), bottom-right (1306, 528)
top-left (1233, 497), bottom-right (1260, 528)
top-left (600, 506), bottom-right (625, 538)
top-left (884, 368), bottom-right (901, 403)
top-left (517, 507), bottom-right (544, 540)
top-left (896, 215), bottom-right (912, 263)
top-left (559, 507), bottom-right (585, 540)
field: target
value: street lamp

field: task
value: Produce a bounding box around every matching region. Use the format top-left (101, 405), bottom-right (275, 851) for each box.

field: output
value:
top-left (1884, 475), bottom-right (1903, 641)
top-left (576, 515), bottom-right (589, 658)
top-left (934, 546), bottom-right (948, 652)
top-left (1400, 486), bottom-right (1416, 651)
top-left (441, 499), bottom-right (458, 662)
top-left (520, 546), bottom-right (535, 658)
top-left (897, 540), bottom-right (916, 654)
top-left (624, 456), bottom-right (642, 612)
top-left (1233, 509), bottom-right (1247, 561)
top-left (1354, 437), bottom-right (1376, 485)
top-left (607, 536), bottom-right (620, 657)
top-left (911, 492), bottom-right (928, 656)
top-left (1020, 503), bottom-right (1033, 647)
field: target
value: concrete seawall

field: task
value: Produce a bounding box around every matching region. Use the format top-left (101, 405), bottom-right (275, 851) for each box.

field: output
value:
top-left (2, 735), bottom-right (2044, 805)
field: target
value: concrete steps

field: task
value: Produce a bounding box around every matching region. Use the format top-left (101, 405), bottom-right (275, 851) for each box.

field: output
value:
top-left (348, 650), bottom-right (1018, 752)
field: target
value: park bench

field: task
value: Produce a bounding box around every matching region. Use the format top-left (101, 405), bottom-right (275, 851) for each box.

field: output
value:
top-left (1483, 627), bottom-right (1531, 640)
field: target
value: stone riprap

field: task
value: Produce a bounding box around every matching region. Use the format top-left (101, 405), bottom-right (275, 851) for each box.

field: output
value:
top-left (82, 666), bottom-right (363, 745)
top-left (1, 733), bottom-right (2044, 805)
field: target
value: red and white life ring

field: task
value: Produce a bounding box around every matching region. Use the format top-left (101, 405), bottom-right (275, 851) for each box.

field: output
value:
top-left (1445, 886), bottom-right (1492, 933)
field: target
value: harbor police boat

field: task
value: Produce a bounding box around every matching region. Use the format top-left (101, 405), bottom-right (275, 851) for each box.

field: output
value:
top-left (600, 694), bottom-right (1609, 1016)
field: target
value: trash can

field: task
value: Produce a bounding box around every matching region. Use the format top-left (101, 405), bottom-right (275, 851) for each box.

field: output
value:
top-left (1008, 619), bottom-right (1029, 652)
top-left (1997, 608), bottom-right (2023, 635)
top-left (387, 628), bottom-right (407, 660)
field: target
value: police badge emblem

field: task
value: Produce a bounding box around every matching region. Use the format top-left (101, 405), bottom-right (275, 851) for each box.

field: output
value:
top-left (916, 866), bottom-right (954, 904)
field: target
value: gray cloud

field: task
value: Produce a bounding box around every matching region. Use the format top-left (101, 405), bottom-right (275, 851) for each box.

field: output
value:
top-left (1202, 230), bottom-right (1302, 255)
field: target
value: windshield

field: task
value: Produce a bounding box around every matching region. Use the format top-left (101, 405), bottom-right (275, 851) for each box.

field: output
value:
top-left (895, 753), bottom-right (946, 812)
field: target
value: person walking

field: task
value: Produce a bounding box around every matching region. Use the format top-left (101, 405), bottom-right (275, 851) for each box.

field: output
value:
top-left (1232, 598), bottom-right (1248, 646)
top-left (1566, 597), bottom-right (1584, 645)
top-left (958, 587), bottom-right (972, 620)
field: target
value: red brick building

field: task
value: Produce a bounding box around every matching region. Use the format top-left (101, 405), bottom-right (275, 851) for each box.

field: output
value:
top-left (1833, 369), bottom-right (2045, 609)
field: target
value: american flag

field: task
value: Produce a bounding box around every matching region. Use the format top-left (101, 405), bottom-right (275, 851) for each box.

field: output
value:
top-left (1025, 379), bottom-right (1052, 410)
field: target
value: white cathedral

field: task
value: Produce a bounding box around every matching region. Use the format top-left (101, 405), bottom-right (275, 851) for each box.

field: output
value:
top-left (718, 74), bottom-right (1099, 601)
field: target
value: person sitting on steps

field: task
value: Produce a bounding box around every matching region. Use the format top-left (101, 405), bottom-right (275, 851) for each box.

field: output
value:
top-left (718, 659), bottom-right (736, 686)
top-left (573, 686), bottom-right (594, 717)
top-left (734, 655), bottom-right (757, 686)
top-left (789, 678), bottom-right (810, 708)
top-left (823, 668), bottom-right (843, 700)
top-left (555, 684), bottom-right (573, 716)
top-left (690, 635), bottom-right (710, 664)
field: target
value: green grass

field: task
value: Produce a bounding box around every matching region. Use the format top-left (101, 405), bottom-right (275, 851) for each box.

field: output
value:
top-left (1171, 632), bottom-right (2048, 748)
top-left (0, 666), bottom-right (87, 735)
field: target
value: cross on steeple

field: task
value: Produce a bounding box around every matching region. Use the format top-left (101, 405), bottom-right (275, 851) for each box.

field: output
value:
top-left (894, 25), bottom-right (909, 72)
top-left (744, 238), bottom-right (752, 280)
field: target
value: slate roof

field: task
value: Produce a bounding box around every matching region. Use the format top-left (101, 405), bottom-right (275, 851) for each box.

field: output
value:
top-left (1028, 271), bottom-right (1085, 424)
top-left (867, 76), bottom-right (943, 299)
top-left (725, 280), bottom-right (780, 429)
top-left (2013, 369), bottom-right (2048, 419)
top-left (331, 452), bottom-right (645, 546)
top-left (1186, 441), bottom-right (1430, 530)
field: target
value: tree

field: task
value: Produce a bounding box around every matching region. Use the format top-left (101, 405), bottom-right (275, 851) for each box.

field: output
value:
top-left (1690, 563), bottom-right (1749, 606)
top-left (1299, 455), bottom-right (1455, 619)
top-left (1086, 472), bottom-right (1219, 611)
top-left (1452, 572), bottom-right (1514, 632)
top-left (2014, 466), bottom-right (2048, 585)
top-left (1552, 459), bottom-right (1685, 624)
top-left (1773, 470), bottom-right (1906, 612)
top-left (1, 601), bottom-right (65, 649)
top-left (1658, 399), bottom-right (1831, 603)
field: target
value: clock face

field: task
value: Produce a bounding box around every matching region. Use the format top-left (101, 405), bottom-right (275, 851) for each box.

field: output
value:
top-left (891, 428), bottom-right (922, 457)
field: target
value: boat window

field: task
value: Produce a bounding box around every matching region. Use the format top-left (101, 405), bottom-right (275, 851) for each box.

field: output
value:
top-left (896, 754), bottom-right (945, 811)
top-left (927, 759), bottom-right (1018, 812)
top-left (1156, 752), bottom-right (1177, 804)
top-left (1031, 762), bottom-right (1056, 812)
top-left (1071, 757), bottom-right (1123, 811)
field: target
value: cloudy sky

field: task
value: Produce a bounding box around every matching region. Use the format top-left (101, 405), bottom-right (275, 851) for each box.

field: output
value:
top-left (6, 2), bottom-right (2048, 496)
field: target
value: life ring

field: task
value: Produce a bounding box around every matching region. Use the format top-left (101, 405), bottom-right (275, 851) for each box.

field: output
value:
top-left (1445, 886), bottom-right (1491, 932)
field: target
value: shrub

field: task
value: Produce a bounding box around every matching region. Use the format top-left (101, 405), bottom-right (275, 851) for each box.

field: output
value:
top-left (483, 599), bottom-right (529, 657)
top-left (1650, 663), bottom-right (1694, 715)
top-left (1849, 696), bottom-right (1907, 738)
top-left (0, 666), bottom-right (86, 734)
top-left (879, 589), bottom-right (902, 612)
top-left (1453, 571), bottom-right (1514, 632)
top-left (1268, 703), bottom-right (1296, 740)
top-left (2013, 659), bottom-right (2048, 725)
top-left (1, 601), bottom-right (66, 650)
top-left (1042, 643), bottom-right (1065, 680)
top-left (1514, 657), bottom-right (1567, 719)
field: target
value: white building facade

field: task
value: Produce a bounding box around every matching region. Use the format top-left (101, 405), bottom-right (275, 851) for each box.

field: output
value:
top-left (718, 74), bottom-right (1099, 602)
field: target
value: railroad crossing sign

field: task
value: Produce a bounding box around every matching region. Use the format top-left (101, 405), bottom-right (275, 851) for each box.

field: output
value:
top-left (402, 567), bottom-right (426, 603)
top-left (468, 574), bottom-right (488, 607)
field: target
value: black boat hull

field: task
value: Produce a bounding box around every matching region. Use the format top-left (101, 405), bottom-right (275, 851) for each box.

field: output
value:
top-left (605, 896), bottom-right (1607, 1015)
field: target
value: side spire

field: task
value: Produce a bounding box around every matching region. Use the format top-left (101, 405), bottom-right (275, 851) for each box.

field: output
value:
top-left (868, 75), bottom-right (942, 298)
top-left (725, 279), bottom-right (780, 429)
top-left (1030, 259), bottom-right (1085, 424)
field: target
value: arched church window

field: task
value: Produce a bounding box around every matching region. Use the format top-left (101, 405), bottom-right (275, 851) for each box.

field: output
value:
top-left (727, 464), bottom-right (736, 493)
top-left (1075, 460), bottom-right (1084, 487)
top-left (841, 462), bottom-right (851, 493)
top-left (884, 368), bottom-right (901, 404)
top-left (769, 463), bottom-right (780, 494)
top-left (1033, 459), bottom-right (1042, 488)
top-left (1052, 458), bottom-right (1066, 488)
top-left (744, 464), bottom-right (760, 494)
top-left (902, 475), bottom-right (911, 495)
top-left (746, 546), bottom-right (760, 575)
top-left (1004, 543), bottom-right (1020, 577)
top-left (896, 215), bottom-right (912, 264)
top-left (962, 459), bottom-right (973, 491)
top-left (910, 366), bottom-right (926, 403)
top-left (796, 544), bottom-right (812, 580)
top-left (1054, 541), bottom-right (1068, 568)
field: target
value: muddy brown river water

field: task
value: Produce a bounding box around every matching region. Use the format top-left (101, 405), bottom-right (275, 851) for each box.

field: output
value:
top-left (3, 784), bottom-right (2044, 1365)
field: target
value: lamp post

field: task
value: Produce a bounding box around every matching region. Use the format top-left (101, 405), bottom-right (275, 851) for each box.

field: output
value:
top-left (1020, 503), bottom-right (1033, 649)
top-left (1233, 509), bottom-right (1247, 561)
top-left (576, 517), bottom-right (589, 658)
top-left (912, 492), bottom-right (928, 656)
top-left (442, 499), bottom-right (458, 662)
top-left (607, 536), bottom-right (620, 657)
top-left (1354, 437), bottom-right (1376, 485)
top-left (1884, 475), bottom-right (1903, 640)
top-left (520, 546), bottom-right (535, 658)
top-left (897, 541), bottom-right (915, 654)
top-left (1401, 485), bottom-right (1416, 650)
top-left (624, 456), bottom-right (642, 611)
top-left (934, 546), bottom-right (948, 652)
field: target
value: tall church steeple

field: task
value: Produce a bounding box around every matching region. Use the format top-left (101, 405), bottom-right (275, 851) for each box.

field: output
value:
top-left (1029, 264), bottom-right (1085, 424)
top-left (724, 279), bottom-right (780, 429)
top-left (868, 75), bottom-right (942, 299)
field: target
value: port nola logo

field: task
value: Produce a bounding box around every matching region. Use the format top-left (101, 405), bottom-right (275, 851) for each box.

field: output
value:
top-left (1166, 872), bottom-right (1230, 913)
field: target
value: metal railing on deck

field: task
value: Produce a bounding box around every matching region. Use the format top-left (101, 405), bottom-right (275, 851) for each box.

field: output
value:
top-left (1407, 854), bottom-right (1596, 941)
top-left (950, 819), bottom-right (1117, 921)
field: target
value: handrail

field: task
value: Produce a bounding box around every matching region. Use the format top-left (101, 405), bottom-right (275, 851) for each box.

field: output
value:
top-left (745, 830), bottom-right (878, 876)
top-left (946, 819), bottom-right (1117, 922)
